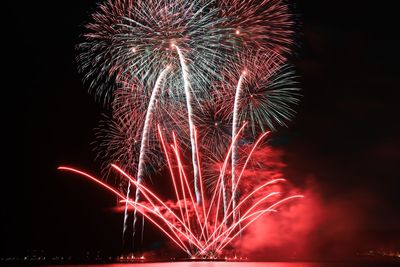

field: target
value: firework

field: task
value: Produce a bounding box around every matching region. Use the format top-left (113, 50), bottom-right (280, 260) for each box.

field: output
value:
top-left (209, 51), bottom-right (297, 224)
top-left (193, 96), bottom-right (231, 158)
top-left (77, 0), bottom-right (234, 103)
top-left (59, 126), bottom-right (303, 257)
top-left (74, 0), bottom-right (302, 257)
top-left (173, 44), bottom-right (203, 204)
top-left (230, 73), bottom-right (245, 223)
top-left (77, 0), bottom-right (134, 103)
top-left (112, 73), bottom-right (188, 145)
top-left (94, 115), bottom-right (143, 179)
top-left (94, 75), bottom-right (178, 179)
top-left (221, 52), bottom-right (300, 134)
top-left (95, 71), bottom-right (178, 244)
top-left (134, 67), bottom-right (170, 201)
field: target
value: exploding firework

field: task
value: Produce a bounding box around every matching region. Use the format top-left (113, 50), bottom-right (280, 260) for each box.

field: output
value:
top-left (220, 51), bottom-right (300, 134)
top-left (77, 0), bottom-right (234, 102)
top-left (71, 0), bottom-right (303, 258)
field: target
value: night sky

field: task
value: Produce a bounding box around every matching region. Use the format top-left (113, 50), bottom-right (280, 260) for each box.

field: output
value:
top-left (3, 0), bottom-right (399, 260)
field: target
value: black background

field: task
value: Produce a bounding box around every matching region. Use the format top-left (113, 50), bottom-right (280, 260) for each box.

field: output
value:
top-left (3, 0), bottom-right (399, 258)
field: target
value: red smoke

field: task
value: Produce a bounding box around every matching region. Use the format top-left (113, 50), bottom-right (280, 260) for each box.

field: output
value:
top-left (106, 143), bottom-right (394, 260)
top-left (231, 145), bottom-right (390, 260)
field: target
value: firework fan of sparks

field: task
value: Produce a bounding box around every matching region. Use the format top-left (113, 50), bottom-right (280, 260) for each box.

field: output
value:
top-left (68, 0), bottom-right (304, 258)
top-left (59, 125), bottom-right (303, 257)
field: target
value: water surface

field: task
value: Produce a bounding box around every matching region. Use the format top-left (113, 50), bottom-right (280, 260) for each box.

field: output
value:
top-left (45, 262), bottom-right (399, 267)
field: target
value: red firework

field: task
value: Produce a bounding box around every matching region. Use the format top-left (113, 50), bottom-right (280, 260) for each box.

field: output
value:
top-left (59, 124), bottom-right (303, 257)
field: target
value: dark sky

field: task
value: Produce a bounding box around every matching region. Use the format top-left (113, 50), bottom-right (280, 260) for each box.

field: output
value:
top-left (3, 0), bottom-right (399, 259)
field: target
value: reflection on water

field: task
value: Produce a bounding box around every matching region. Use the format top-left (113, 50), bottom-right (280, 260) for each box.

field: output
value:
top-left (44, 262), bottom-right (399, 267)
top-left (46, 264), bottom-right (321, 267)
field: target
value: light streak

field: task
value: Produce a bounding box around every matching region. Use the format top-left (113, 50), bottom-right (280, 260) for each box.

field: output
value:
top-left (58, 166), bottom-right (191, 254)
top-left (111, 164), bottom-right (203, 249)
top-left (170, 136), bottom-right (205, 241)
top-left (205, 122), bottom-right (247, 227)
top-left (175, 44), bottom-right (201, 204)
top-left (231, 73), bottom-right (245, 224)
top-left (133, 66), bottom-right (170, 246)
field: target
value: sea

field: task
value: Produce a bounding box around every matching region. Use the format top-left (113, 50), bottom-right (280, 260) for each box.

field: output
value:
top-left (42, 262), bottom-right (399, 267)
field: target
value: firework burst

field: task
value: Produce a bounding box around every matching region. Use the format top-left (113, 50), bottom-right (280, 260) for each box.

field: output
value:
top-left (78, 0), bottom-right (234, 103)
top-left (72, 0), bottom-right (303, 257)
top-left (221, 52), bottom-right (300, 134)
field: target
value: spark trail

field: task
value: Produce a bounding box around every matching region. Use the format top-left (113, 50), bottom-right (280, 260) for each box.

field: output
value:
top-left (131, 66), bottom-right (171, 247)
top-left (175, 44), bottom-right (201, 204)
top-left (231, 73), bottom-right (245, 223)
